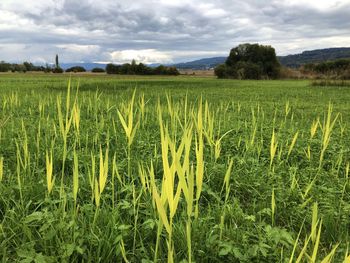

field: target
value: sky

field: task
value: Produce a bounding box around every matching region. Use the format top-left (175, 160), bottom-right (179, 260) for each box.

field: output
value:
top-left (0, 0), bottom-right (350, 64)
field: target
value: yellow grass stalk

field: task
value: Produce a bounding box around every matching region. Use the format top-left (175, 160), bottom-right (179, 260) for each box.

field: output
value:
top-left (222, 159), bottom-right (234, 200)
top-left (271, 187), bottom-right (276, 226)
top-left (287, 131), bottom-right (299, 158)
top-left (311, 202), bottom-right (318, 243)
top-left (195, 100), bottom-right (204, 218)
top-left (0, 157), bottom-right (3, 182)
top-left (304, 145), bottom-right (311, 161)
top-left (120, 238), bottom-right (130, 263)
top-left (319, 103), bottom-right (339, 169)
top-left (288, 221), bottom-right (305, 263)
top-left (94, 178), bottom-right (101, 208)
top-left (310, 119), bottom-right (319, 139)
top-left (320, 244), bottom-right (339, 263)
top-left (117, 89), bottom-right (139, 147)
top-left (343, 253), bottom-right (350, 263)
top-left (72, 102), bottom-right (80, 136)
top-left (219, 159), bottom-right (234, 240)
top-left (270, 130), bottom-right (278, 169)
top-left (73, 150), bottom-right (79, 205)
top-left (285, 101), bottom-right (291, 118)
top-left (45, 151), bottom-right (54, 195)
top-left (214, 129), bottom-right (233, 161)
top-left (112, 154), bottom-right (123, 185)
top-left (99, 146), bottom-right (109, 194)
top-left (311, 219), bottom-right (322, 263)
top-left (295, 223), bottom-right (316, 263)
top-left (88, 153), bottom-right (96, 201)
top-left (138, 93), bottom-right (146, 124)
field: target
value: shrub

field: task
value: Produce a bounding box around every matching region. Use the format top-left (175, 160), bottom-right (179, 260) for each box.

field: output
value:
top-left (91, 67), bottom-right (105, 73)
top-left (214, 64), bottom-right (228, 78)
top-left (66, 66), bottom-right (86, 73)
top-left (52, 67), bottom-right (64, 73)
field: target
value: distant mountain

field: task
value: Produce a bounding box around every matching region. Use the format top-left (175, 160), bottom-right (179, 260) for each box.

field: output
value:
top-left (278, 47), bottom-right (350, 68)
top-left (60, 63), bottom-right (107, 71)
top-left (173, 57), bottom-right (226, 70)
top-left (171, 47), bottom-right (350, 70)
top-left (57, 47), bottom-right (350, 71)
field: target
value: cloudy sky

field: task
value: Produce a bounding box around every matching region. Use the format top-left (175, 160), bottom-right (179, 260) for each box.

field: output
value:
top-left (0, 0), bottom-right (350, 64)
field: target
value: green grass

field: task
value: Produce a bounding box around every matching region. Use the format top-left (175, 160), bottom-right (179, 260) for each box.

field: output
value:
top-left (0, 73), bottom-right (349, 262)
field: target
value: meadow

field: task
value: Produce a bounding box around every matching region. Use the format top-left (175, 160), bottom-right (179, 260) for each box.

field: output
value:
top-left (0, 73), bottom-right (350, 262)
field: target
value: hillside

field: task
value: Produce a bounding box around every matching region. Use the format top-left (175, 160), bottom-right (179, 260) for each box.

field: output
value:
top-left (171, 47), bottom-right (350, 70)
top-left (173, 57), bottom-right (226, 70)
top-left (278, 47), bottom-right (350, 68)
top-left (55, 47), bottom-right (350, 71)
top-left (60, 63), bottom-right (107, 70)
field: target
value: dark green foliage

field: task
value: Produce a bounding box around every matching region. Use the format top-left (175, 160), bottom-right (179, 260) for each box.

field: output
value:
top-left (55, 54), bottom-right (59, 69)
top-left (105, 63), bottom-right (120, 74)
top-left (91, 67), bottom-right (105, 73)
top-left (0, 61), bottom-right (12, 72)
top-left (52, 67), bottom-right (64, 73)
top-left (214, 64), bottom-right (228, 78)
top-left (0, 61), bottom-right (47, 72)
top-left (52, 54), bottom-right (63, 73)
top-left (304, 59), bottom-right (350, 79)
top-left (106, 61), bottom-right (180, 75)
top-left (23, 62), bottom-right (46, 72)
top-left (215, 43), bottom-right (281, 79)
top-left (65, 66), bottom-right (86, 73)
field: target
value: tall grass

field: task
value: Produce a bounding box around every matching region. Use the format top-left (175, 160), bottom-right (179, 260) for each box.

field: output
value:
top-left (0, 75), bottom-right (349, 262)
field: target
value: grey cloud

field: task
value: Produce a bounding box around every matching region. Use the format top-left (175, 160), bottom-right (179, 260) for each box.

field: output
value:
top-left (0, 0), bottom-right (350, 63)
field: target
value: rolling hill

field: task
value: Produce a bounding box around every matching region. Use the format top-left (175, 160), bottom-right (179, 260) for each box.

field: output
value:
top-left (277, 47), bottom-right (350, 68)
top-left (172, 47), bottom-right (350, 69)
top-left (56, 47), bottom-right (350, 71)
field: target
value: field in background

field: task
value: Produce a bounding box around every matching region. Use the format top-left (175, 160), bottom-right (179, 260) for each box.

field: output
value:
top-left (0, 74), bottom-right (350, 262)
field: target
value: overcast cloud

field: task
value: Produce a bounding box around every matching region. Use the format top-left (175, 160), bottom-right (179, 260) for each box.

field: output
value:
top-left (0, 0), bottom-right (350, 64)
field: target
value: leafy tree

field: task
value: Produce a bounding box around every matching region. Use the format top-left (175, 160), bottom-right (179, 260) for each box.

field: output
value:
top-left (214, 64), bottom-right (228, 78)
top-left (66, 66), bottom-right (86, 73)
top-left (106, 63), bottom-right (120, 74)
top-left (216, 43), bottom-right (281, 79)
top-left (53, 54), bottom-right (63, 73)
top-left (52, 67), bottom-right (64, 73)
top-left (0, 61), bottom-right (12, 72)
top-left (12, 64), bottom-right (27, 73)
top-left (55, 54), bottom-right (59, 69)
top-left (91, 67), bottom-right (105, 73)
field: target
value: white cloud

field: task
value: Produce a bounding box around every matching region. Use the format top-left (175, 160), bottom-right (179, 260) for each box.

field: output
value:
top-left (56, 44), bottom-right (100, 53)
top-left (110, 49), bottom-right (173, 64)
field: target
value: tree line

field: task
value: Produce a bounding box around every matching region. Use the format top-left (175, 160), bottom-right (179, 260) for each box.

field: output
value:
top-left (106, 60), bottom-right (179, 75)
top-left (0, 61), bottom-right (49, 73)
top-left (0, 56), bottom-right (179, 76)
top-left (303, 59), bottom-right (350, 77)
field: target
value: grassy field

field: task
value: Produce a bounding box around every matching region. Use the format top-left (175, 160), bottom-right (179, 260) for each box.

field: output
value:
top-left (0, 73), bottom-right (350, 262)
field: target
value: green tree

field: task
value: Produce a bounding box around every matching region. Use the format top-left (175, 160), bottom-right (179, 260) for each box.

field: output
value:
top-left (55, 54), bottom-right (59, 69)
top-left (53, 54), bottom-right (63, 73)
top-left (66, 66), bottom-right (86, 73)
top-left (216, 43), bottom-right (281, 79)
top-left (214, 64), bottom-right (228, 78)
top-left (91, 67), bottom-right (105, 73)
